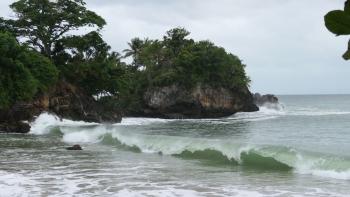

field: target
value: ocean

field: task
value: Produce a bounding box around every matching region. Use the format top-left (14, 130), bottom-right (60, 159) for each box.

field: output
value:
top-left (1, 95), bottom-right (350, 197)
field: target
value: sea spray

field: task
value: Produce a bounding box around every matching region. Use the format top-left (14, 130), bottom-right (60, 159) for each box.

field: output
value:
top-left (30, 113), bottom-right (99, 135)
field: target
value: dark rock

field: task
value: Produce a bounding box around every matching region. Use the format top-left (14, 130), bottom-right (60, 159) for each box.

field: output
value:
top-left (0, 81), bottom-right (122, 134)
top-left (253, 93), bottom-right (279, 106)
top-left (0, 122), bottom-right (30, 134)
top-left (130, 84), bottom-right (258, 119)
top-left (46, 82), bottom-right (121, 123)
top-left (66, 144), bottom-right (83, 150)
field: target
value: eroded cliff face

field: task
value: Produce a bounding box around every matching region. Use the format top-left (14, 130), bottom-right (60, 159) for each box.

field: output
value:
top-left (137, 84), bottom-right (258, 119)
top-left (0, 81), bottom-right (122, 133)
top-left (45, 82), bottom-right (121, 123)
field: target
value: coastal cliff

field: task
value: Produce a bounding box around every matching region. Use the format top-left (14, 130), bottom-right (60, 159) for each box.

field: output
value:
top-left (129, 84), bottom-right (258, 119)
top-left (0, 82), bottom-right (122, 133)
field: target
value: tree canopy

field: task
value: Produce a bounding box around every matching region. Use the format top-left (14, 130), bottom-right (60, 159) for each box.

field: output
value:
top-left (0, 0), bottom-right (127, 111)
top-left (4, 0), bottom-right (106, 58)
top-left (123, 27), bottom-right (250, 90)
top-left (0, 0), bottom-right (252, 115)
top-left (0, 32), bottom-right (58, 108)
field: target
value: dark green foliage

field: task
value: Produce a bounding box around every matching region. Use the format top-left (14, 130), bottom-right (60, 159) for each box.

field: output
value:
top-left (1, 0), bottom-right (128, 113)
top-left (119, 28), bottom-right (251, 111)
top-left (2, 0), bottom-right (127, 99)
top-left (123, 38), bottom-right (147, 68)
top-left (325, 10), bottom-right (350, 36)
top-left (62, 57), bottom-right (128, 97)
top-left (325, 0), bottom-right (350, 60)
top-left (18, 50), bottom-right (58, 92)
top-left (58, 31), bottom-right (128, 97)
top-left (0, 32), bottom-right (55, 108)
top-left (124, 27), bottom-right (250, 90)
top-left (1, 0), bottom-right (252, 115)
top-left (5, 0), bottom-right (106, 58)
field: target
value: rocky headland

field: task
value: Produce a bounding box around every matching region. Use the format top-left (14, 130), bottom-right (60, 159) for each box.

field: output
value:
top-left (128, 84), bottom-right (259, 119)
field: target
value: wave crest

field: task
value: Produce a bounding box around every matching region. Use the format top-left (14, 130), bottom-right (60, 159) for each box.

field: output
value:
top-left (29, 113), bottom-right (350, 180)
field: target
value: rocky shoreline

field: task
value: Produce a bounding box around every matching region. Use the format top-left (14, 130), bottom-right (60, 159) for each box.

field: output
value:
top-left (0, 81), bottom-right (279, 134)
top-left (0, 81), bottom-right (122, 134)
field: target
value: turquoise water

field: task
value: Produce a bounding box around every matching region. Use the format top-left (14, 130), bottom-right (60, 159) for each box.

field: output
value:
top-left (1, 95), bottom-right (350, 196)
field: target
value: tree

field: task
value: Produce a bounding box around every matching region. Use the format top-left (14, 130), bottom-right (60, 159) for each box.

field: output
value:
top-left (163, 27), bottom-right (192, 57)
top-left (58, 32), bottom-right (127, 96)
top-left (0, 32), bottom-right (58, 108)
top-left (123, 37), bottom-right (147, 68)
top-left (61, 31), bottom-right (111, 62)
top-left (325, 0), bottom-right (350, 60)
top-left (123, 28), bottom-right (250, 89)
top-left (4, 0), bottom-right (106, 58)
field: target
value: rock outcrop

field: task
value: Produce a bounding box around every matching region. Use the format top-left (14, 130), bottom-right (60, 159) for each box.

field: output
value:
top-left (0, 102), bottom-right (38, 134)
top-left (131, 85), bottom-right (258, 119)
top-left (66, 144), bottom-right (83, 150)
top-left (0, 81), bottom-right (121, 134)
top-left (44, 82), bottom-right (121, 123)
top-left (253, 93), bottom-right (279, 106)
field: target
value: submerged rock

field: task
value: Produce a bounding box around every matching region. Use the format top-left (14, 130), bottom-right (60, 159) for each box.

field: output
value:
top-left (66, 144), bottom-right (83, 150)
top-left (131, 84), bottom-right (258, 119)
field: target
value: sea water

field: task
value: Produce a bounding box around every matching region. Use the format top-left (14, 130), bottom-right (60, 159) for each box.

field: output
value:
top-left (1, 95), bottom-right (350, 196)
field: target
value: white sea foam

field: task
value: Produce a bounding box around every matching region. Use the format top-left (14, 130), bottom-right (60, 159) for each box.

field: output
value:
top-left (0, 171), bottom-right (39, 197)
top-left (299, 169), bottom-right (350, 180)
top-left (52, 123), bottom-right (350, 180)
top-left (30, 112), bottom-right (99, 135)
top-left (229, 105), bottom-right (285, 122)
top-left (28, 112), bottom-right (350, 181)
top-left (288, 108), bottom-right (350, 116)
top-left (119, 117), bottom-right (173, 126)
top-left (115, 188), bottom-right (202, 197)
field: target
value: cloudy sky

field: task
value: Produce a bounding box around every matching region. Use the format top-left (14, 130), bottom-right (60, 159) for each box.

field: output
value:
top-left (1, 0), bottom-right (349, 95)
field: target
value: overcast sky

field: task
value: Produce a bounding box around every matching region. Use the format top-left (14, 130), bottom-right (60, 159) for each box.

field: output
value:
top-left (1, 0), bottom-right (349, 95)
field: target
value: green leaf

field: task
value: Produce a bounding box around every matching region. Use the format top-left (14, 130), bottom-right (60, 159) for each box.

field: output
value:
top-left (345, 0), bottom-right (350, 13)
top-left (325, 10), bottom-right (350, 35)
top-left (343, 40), bottom-right (350, 60)
top-left (343, 49), bottom-right (350, 60)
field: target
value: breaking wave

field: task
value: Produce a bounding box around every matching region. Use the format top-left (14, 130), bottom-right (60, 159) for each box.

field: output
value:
top-left (29, 113), bottom-right (350, 180)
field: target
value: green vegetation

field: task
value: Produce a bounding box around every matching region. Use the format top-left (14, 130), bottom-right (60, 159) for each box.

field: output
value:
top-left (124, 28), bottom-right (250, 89)
top-left (5, 0), bottom-right (105, 58)
top-left (119, 27), bottom-right (251, 111)
top-left (0, 32), bottom-right (58, 108)
top-left (0, 0), bottom-right (251, 113)
top-left (325, 0), bottom-right (350, 60)
top-left (0, 0), bottom-right (126, 110)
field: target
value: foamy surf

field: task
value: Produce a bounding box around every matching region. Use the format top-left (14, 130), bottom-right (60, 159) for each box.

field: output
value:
top-left (30, 112), bottom-right (99, 135)
top-left (3, 95), bottom-right (350, 197)
top-left (28, 112), bottom-right (350, 181)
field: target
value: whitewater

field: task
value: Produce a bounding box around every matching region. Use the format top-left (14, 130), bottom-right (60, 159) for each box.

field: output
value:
top-left (1, 95), bottom-right (350, 196)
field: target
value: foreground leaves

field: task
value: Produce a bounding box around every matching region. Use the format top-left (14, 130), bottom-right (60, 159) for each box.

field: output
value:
top-left (324, 0), bottom-right (350, 60)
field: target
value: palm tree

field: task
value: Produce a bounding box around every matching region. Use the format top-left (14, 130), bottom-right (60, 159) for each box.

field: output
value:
top-left (123, 37), bottom-right (146, 68)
